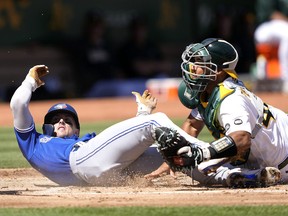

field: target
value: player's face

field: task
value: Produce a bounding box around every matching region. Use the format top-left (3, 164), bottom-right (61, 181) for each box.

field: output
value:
top-left (51, 113), bottom-right (79, 138)
top-left (188, 63), bottom-right (205, 80)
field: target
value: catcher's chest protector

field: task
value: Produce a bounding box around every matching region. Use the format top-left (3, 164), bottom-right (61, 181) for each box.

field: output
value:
top-left (198, 83), bottom-right (235, 139)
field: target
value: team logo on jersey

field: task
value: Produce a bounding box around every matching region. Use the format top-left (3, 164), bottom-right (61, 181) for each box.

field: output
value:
top-left (234, 119), bottom-right (243, 125)
top-left (40, 136), bottom-right (53, 143)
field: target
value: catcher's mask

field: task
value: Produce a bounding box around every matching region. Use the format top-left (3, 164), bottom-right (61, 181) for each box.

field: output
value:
top-left (181, 38), bottom-right (238, 99)
top-left (44, 103), bottom-right (80, 130)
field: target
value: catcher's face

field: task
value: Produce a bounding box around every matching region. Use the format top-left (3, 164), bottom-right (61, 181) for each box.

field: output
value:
top-left (187, 62), bottom-right (205, 79)
top-left (51, 113), bottom-right (79, 138)
top-left (181, 45), bottom-right (218, 99)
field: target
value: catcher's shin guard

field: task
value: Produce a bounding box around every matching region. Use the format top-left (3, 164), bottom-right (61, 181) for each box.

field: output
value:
top-left (154, 127), bottom-right (203, 171)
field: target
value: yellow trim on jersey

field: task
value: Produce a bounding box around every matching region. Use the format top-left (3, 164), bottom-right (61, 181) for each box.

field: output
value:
top-left (218, 83), bottom-right (235, 99)
top-left (198, 81), bottom-right (236, 139)
top-left (225, 69), bottom-right (238, 79)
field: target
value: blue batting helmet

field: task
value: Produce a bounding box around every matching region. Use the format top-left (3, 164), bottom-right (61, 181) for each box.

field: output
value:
top-left (44, 103), bottom-right (80, 129)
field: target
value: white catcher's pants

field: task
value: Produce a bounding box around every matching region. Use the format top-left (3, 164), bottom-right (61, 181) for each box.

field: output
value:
top-left (69, 112), bottom-right (206, 185)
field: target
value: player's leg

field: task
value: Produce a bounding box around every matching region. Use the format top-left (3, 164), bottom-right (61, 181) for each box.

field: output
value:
top-left (70, 112), bottom-right (198, 185)
top-left (191, 161), bottom-right (281, 188)
top-left (191, 160), bottom-right (233, 186)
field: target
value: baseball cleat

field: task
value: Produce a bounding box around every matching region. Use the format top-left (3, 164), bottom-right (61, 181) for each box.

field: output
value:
top-left (260, 167), bottom-right (281, 186)
top-left (227, 167), bottom-right (281, 188)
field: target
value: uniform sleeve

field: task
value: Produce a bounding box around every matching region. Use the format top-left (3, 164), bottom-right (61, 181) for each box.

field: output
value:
top-left (10, 76), bottom-right (38, 130)
top-left (217, 93), bottom-right (258, 136)
top-left (191, 108), bottom-right (203, 121)
top-left (14, 125), bottom-right (40, 160)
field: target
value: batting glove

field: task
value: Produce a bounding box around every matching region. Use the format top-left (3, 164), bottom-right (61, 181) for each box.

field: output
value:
top-left (29, 65), bottom-right (49, 87)
top-left (24, 65), bottom-right (49, 91)
top-left (132, 90), bottom-right (157, 116)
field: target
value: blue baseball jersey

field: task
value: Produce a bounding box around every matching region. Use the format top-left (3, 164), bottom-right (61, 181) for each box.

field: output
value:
top-left (14, 124), bottom-right (96, 185)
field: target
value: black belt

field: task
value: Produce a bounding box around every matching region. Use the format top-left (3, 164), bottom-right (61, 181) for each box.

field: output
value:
top-left (72, 145), bottom-right (80, 152)
top-left (278, 156), bottom-right (288, 170)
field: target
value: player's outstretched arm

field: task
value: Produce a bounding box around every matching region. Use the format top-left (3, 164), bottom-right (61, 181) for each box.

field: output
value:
top-left (10, 65), bottom-right (49, 129)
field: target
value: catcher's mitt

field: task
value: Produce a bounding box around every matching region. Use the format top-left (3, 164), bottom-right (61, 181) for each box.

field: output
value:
top-left (154, 127), bottom-right (203, 172)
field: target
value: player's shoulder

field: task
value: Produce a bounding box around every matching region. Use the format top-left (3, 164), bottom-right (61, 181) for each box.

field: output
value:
top-left (221, 78), bottom-right (251, 104)
top-left (222, 77), bottom-right (245, 90)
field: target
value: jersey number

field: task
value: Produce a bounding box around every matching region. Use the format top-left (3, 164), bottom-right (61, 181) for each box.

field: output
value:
top-left (262, 104), bottom-right (275, 127)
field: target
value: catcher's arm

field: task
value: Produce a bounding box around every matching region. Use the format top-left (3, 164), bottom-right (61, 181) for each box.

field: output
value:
top-left (155, 127), bottom-right (241, 172)
top-left (181, 113), bottom-right (205, 138)
top-left (176, 131), bottom-right (251, 173)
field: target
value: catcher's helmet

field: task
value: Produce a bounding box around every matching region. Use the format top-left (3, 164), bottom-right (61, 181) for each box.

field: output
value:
top-left (181, 38), bottom-right (238, 99)
top-left (44, 103), bottom-right (80, 129)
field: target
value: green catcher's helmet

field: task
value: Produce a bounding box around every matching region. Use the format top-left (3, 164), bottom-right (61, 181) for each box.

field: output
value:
top-left (181, 38), bottom-right (238, 99)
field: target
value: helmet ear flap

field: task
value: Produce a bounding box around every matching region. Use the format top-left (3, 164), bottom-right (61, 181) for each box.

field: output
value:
top-left (178, 81), bottom-right (199, 109)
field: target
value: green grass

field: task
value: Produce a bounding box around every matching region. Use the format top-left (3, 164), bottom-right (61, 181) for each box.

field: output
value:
top-left (0, 206), bottom-right (288, 216)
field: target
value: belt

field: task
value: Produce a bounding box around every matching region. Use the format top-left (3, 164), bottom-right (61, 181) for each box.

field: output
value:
top-left (72, 141), bottom-right (86, 152)
top-left (278, 156), bottom-right (288, 170)
top-left (72, 145), bottom-right (80, 152)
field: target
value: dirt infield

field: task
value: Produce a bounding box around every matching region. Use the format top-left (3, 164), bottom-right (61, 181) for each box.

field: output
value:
top-left (1, 92), bottom-right (288, 208)
top-left (1, 168), bottom-right (288, 208)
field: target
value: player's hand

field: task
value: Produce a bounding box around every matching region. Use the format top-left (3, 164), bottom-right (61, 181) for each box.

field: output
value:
top-left (132, 90), bottom-right (157, 115)
top-left (144, 162), bottom-right (176, 180)
top-left (28, 65), bottom-right (49, 87)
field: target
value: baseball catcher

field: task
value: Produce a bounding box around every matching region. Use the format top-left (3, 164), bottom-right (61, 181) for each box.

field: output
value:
top-left (148, 38), bottom-right (287, 188)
